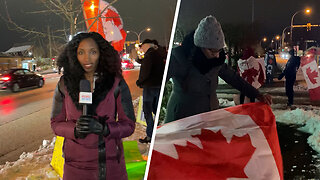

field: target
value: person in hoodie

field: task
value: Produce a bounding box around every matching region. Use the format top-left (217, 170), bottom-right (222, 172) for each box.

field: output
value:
top-left (278, 49), bottom-right (301, 106)
top-left (136, 39), bottom-right (166, 143)
top-left (165, 15), bottom-right (272, 123)
top-left (51, 32), bottom-right (135, 180)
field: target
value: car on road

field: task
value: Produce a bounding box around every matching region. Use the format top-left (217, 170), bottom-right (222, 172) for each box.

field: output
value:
top-left (0, 68), bottom-right (45, 92)
top-left (121, 59), bottom-right (134, 70)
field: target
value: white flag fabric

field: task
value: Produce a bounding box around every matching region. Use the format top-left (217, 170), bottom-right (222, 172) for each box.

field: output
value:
top-left (148, 103), bottom-right (283, 180)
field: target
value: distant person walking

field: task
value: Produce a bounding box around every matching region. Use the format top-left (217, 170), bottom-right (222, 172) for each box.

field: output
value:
top-left (278, 49), bottom-right (301, 106)
top-left (136, 39), bottom-right (166, 143)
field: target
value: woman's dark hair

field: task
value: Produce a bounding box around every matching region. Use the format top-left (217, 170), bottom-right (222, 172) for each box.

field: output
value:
top-left (181, 31), bottom-right (197, 57)
top-left (57, 32), bottom-right (122, 108)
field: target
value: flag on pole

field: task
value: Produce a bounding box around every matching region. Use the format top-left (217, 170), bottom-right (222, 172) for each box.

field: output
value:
top-left (301, 49), bottom-right (320, 101)
top-left (82, 0), bottom-right (126, 52)
top-left (148, 103), bottom-right (283, 180)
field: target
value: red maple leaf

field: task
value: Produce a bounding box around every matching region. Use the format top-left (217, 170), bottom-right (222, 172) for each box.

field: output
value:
top-left (148, 129), bottom-right (256, 180)
top-left (242, 67), bottom-right (259, 84)
top-left (306, 67), bottom-right (319, 84)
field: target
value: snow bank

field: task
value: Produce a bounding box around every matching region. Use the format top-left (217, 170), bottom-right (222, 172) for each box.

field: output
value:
top-left (0, 137), bottom-right (56, 175)
top-left (219, 98), bottom-right (235, 107)
top-left (274, 107), bottom-right (320, 153)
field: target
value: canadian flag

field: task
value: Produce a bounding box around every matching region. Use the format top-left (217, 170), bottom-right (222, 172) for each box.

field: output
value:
top-left (82, 0), bottom-right (126, 52)
top-left (300, 51), bottom-right (320, 101)
top-left (238, 57), bottom-right (265, 89)
top-left (148, 103), bottom-right (283, 180)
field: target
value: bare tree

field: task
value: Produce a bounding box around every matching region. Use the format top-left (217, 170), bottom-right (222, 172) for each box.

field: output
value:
top-left (1, 0), bottom-right (119, 57)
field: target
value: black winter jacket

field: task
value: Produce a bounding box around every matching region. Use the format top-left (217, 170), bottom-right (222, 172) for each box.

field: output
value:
top-left (136, 47), bottom-right (166, 88)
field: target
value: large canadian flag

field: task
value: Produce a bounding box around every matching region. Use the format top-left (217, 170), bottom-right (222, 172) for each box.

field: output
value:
top-left (238, 57), bottom-right (266, 89)
top-left (148, 103), bottom-right (283, 180)
top-left (300, 50), bottom-right (320, 101)
top-left (82, 0), bottom-right (126, 52)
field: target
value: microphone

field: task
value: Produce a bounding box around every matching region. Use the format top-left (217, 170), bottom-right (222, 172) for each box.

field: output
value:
top-left (79, 79), bottom-right (92, 115)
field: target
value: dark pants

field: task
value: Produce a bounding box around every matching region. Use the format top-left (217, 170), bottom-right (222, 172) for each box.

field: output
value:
top-left (143, 87), bottom-right (160, 138)
top-left (266, 74), bottom-right (273, 84)
top-left (285, 78), bottom-right (295, 106)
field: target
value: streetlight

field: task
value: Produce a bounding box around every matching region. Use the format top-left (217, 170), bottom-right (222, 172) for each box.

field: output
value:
top-left (281, 26), bottom-right (291, 48)
top-left (126, 27), bottom-right (151, 44)
top-left (260, 37), bottom-right (267, 48)
top-left (290, 8), bottom-right (311, 44)
top-left (275, 35), bottom-right (281, 50)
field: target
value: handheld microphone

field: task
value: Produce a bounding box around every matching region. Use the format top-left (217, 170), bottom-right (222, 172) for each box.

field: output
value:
top-left (79, 79), bottom-right (92, 115)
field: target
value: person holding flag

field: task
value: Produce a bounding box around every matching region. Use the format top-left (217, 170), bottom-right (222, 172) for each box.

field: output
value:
top-left (165, 15), bottom-right (272, 123)
top-left (149, 15), bottom-right (282, 180)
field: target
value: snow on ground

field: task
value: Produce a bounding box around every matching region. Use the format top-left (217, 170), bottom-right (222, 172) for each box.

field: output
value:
top-left (274, 105), bottom-right (320, 154)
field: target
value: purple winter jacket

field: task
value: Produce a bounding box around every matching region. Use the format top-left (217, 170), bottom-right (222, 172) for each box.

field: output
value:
top-left (51, 76), bottom-right (136, 180)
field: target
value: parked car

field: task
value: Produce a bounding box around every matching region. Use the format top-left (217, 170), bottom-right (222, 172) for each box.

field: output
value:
top-left (0, 68), bottom-right (45, 92)
top-left (121, 59), bottom-right (134, 70)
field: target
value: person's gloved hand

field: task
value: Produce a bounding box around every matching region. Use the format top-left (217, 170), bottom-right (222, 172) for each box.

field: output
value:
top-left (74, 115), bottom-right (109, 139)
top-left (257, 93), bottom-right (272, 105)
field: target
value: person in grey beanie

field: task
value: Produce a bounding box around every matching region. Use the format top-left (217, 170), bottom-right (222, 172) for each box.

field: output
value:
top-left (164, 15), bottom-right (272, 123)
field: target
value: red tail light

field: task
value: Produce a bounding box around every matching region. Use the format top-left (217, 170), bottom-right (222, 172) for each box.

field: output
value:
top-left (1, 76), bottom-right (10, 81)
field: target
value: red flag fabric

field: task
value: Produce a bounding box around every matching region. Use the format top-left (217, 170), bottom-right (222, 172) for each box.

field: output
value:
top-left (148, 103), bottom-right (283, 180)
top-left (301, 49), bottom-right (320, 101)
top-left (82, 0), bottom-right (126, 52)
top-left (238, 57), bottom-right (266, 89)
top-left (82, 0), bottom-right (102, 33)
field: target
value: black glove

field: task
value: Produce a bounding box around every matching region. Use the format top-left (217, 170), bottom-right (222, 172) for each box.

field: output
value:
top-left (74, 115), bottom-right (110, 138)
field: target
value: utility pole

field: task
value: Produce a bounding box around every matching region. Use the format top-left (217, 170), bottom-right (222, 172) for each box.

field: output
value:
top-left (252, 0), bottom-right (254, 23)
top-left (47, 26), bottom-right (52, 59)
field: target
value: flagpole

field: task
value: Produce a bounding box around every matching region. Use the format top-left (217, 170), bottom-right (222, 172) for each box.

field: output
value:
top-left (86, 0), bottom-right (119, 31)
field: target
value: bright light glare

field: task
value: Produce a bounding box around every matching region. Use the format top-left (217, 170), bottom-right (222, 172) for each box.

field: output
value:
top-left (90, 3), bottom-right (95, 11)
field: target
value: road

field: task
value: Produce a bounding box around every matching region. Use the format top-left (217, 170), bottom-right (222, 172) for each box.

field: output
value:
top-left (0, 69), bottom-right (142, 165)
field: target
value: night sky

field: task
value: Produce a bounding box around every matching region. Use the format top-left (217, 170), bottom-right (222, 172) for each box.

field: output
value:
top-left (1, 0), bottom-right (320, 52)
top-left (0, 0), bottom-right (177, 52)
top-left (177, 0), bottom-right (320, 45)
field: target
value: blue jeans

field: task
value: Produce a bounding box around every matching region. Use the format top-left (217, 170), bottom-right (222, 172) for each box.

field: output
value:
top-left (143, 87), bottom-right (160, 138)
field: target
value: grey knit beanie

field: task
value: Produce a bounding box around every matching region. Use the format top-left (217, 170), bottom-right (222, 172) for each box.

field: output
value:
top-left (194, 15), bottom-right (225, 49)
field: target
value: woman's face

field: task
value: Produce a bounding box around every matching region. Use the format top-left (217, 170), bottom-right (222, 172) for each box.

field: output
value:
top-left (77, 38), bottom-right (100, 74)
top-left (201, 48), bottom-right (221, 59)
